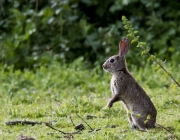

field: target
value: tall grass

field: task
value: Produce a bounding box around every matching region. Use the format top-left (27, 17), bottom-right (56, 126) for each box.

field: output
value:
top-left (0, 59), bottom-right (179, 139)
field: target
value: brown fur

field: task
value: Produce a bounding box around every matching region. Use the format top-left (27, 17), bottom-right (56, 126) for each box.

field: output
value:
top-left (102, 38), bottom-right (157, 131)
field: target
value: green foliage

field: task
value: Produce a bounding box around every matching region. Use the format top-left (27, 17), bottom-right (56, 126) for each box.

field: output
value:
top-left (0, 0), bottom-right (120, 69)
top-left (0, 61), bottom-right (180, 139)
top-left (0, 0), bottom-right (180, 69)
top-left (0, 1), bottom-right (180, 138)
top-left (122, 15), bottom-right (180, 87)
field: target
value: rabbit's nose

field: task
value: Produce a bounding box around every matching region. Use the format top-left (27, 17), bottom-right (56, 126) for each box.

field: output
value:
top-left (102, 64), bottom-right (106, 69)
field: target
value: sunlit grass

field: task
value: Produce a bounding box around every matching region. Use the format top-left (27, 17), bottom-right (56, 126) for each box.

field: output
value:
top-left (0, 60), bottom-right (179, 139)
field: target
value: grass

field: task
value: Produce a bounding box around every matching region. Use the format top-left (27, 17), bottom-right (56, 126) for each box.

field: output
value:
top-left (0, 58), bottom-right (180, 140)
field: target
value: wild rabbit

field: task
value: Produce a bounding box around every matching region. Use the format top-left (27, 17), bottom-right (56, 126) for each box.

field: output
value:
top-left (102, 38), bottom-right (157, 131)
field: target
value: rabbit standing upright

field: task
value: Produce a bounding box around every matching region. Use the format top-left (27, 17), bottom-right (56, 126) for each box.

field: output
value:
top-left (102, 38), bottom-right (157, 131)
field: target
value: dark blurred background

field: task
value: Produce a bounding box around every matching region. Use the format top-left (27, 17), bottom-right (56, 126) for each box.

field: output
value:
top-left (0, 0), bottom-right (180, 69)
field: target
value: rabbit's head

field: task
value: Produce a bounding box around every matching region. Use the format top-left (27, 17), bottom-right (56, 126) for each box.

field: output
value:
top-left (102, 38), bottom-right (130, 73)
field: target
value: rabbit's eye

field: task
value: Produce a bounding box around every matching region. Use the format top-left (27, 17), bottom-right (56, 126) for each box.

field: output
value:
top-left (110, 59), bottom-right (114, 63)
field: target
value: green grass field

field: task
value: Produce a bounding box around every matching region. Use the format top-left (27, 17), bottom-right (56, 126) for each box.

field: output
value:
top-left (0, 59), bottom-right (179, 140)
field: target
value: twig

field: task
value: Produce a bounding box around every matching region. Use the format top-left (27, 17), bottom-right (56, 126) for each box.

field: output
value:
top-left (86, 115), bottom-right (97, 119)
top-left (88, 128), bottom-right (101, 133)
top-left (148, 52), bottom-right (180, 87)
top-left (68, 116), bottom-right (85, 130)
top-left (156, 123), bottom-right (180, 140)
top-left (76, 113), bottom-right (94, 131)
top-left (45, 123), bottom-right (82, 135)
top-left (139, 42), bottom-right (180, 88)
top-left (69, 116), bottom-right (76, 127)
top-left (45, 123), bottom-right (67, 135)
top-left (122, 16), bottom-right (180, 88)
top-left (5, 120), bottom-right (53, 126)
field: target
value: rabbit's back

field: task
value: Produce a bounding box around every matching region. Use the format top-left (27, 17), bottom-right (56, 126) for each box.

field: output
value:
top-left (112, 71), bottom-right (156, 113)
top-left (111, 71), bottom-right (157, 129)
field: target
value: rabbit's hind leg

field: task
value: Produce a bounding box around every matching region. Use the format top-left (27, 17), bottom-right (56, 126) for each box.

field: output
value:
top-left (146, 118), bottom-right (156, 128)
top-left (131, 115), bottom-right (146, 131)
top-left (127, 113), bottom-right (137, 129)
top-left (129, 117), bottom-right (137, 129)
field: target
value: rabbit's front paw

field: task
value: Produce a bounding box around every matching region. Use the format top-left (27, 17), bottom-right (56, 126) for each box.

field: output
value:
top-left (107, 102), bottom-right (113, 108)
top-left (102, 103), bottom-right (112, 110)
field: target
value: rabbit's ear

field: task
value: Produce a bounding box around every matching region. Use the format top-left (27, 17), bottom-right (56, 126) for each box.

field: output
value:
top-left (119, 38), bottom-right (130, 57)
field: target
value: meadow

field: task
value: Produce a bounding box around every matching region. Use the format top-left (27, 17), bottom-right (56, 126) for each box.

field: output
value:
top-left (0, 58), bottom-right (179, 140)
top-left (1, 1), bottom-right (180, 140)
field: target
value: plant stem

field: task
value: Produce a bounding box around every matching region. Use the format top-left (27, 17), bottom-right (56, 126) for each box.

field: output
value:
top-left (122, 16), bottom-right (180, 88)
top-left (147, 52), bottom-right (180, 87)
top-left (76, 113), bottom-right (94, 131)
